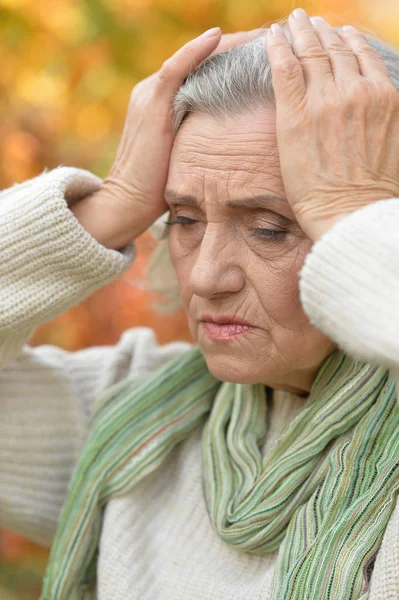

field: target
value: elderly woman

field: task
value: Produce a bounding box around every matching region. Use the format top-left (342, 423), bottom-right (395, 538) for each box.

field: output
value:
top-left (1, 9), bottom-right (399, 600)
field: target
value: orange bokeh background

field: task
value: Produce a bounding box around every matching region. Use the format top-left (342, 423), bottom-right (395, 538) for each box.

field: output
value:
top-left (0, 0), bottom-right (398, 596)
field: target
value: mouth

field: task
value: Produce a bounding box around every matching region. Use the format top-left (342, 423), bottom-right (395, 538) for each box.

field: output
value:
top-left (200, 315), bottom-right (254, 342)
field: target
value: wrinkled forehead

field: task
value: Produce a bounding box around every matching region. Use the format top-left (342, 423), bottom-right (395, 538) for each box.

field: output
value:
top-left (167, 108), bottom-right (285, 201)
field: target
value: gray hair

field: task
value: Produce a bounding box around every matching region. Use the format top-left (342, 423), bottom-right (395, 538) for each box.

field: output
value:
top-left (173, 35), bottom-right (275, 132)
top-left (140, 24), bottom-right (399, 313)
top-left (173, 28), bottom-right (399, 131)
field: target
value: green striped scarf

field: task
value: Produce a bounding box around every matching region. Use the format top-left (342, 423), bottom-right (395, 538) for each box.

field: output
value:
top-left (40, 345), bottom-right (399, 600)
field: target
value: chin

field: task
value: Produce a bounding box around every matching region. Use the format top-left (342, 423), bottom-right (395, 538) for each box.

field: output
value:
top-left (203, 354), bottom-right (265, 385)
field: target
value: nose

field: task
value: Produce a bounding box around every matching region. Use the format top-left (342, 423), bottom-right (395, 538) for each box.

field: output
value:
top-left (188, 225), bottom-right (245, 299)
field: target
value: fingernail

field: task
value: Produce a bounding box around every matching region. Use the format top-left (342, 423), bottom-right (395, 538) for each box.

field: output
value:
top-left (341, 25), bottom-right (357, 33)
top-left (270, 23), bottom-right (283, 36)
top-left (310, 16), bottom-right (326, 27)
top-left (292, 8), bottom-right (309, 21)
top-left (201, 27), bottom-right (221, 38)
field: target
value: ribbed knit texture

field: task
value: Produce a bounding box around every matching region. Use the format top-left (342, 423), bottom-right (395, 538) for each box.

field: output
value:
top-left (0, 169), bottom-right (398, 599)
top-left (41, 344), bottom-right (397, 600)
top-left (0, 167), bottom-right (136, 367)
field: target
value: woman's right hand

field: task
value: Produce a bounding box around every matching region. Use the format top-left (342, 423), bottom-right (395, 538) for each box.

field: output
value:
top-left (73, 27), bottom-right (268, 250)
top-left (72, 27), bottom-right (223, 250)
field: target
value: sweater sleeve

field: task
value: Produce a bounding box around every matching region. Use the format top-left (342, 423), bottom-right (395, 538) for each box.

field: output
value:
top-left (0, 166), bottom-right (137, 366)
top-left (0, 167), bottom-right (192, 547)
top-left (299, 198), bottom-right (399, 382)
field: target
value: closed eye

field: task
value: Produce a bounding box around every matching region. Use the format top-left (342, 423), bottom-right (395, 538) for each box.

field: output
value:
top-left (251, 229), bottom-right (287, 240)
top-left (164, 217), bottom-right (287, 241)
top-left (164, 217), bottom-right (197, 226)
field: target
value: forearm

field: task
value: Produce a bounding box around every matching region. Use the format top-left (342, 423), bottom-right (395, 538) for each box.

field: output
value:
top-left (70, 190), bottom-right (146, 251)
top-left (0, 168), bottom-right (135, 366)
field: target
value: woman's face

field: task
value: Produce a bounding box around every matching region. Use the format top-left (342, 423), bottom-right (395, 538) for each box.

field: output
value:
top-left (166, 109), bottom-right (337, 396)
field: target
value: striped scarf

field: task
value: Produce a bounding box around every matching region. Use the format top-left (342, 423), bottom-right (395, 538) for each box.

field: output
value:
top-left (40, 345), bottom-right (399, 600)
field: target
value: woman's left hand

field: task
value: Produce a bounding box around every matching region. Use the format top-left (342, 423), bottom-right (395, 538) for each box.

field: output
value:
top-left (266, 10), bottom-right (399, 242)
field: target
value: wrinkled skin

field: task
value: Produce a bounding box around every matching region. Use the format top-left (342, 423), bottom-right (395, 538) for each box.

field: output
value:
top-left (166, 109), bottom-right (338, 397)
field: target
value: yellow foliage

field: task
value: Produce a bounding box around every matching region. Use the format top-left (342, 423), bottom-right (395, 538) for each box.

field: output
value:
top-left (0, 0), bottom-right (397, 187)
top-left (0, 1), bottom-right (398, 597)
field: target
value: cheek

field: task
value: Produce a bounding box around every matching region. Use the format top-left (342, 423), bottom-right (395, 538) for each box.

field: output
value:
top-left (169, 230), bottom-right (312, 323)
top-left (252, 242), bottom-right (311, 322)
top-left (168, 236), bottom-right (193, 305)
top-left (253, 267), bottom-right (302, 325)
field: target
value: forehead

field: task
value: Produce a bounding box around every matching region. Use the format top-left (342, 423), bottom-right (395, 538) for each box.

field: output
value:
top-left (167, 107), bottom-right (285, 200)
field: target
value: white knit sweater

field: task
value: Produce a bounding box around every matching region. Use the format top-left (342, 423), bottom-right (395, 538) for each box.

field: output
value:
top-left (0, 167), bottom-right (398, 600)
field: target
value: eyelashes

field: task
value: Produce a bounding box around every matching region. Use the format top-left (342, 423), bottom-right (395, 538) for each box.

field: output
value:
top-left (250, 229), bottom-right (287, 240)
top-left (164, 217), bottom-right (287, 241)
top-left (165, 217), bottom-right (196, 226)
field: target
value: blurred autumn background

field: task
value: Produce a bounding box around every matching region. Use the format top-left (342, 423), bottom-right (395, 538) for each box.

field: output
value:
top-left (0, 0), bottom-right (398, 596)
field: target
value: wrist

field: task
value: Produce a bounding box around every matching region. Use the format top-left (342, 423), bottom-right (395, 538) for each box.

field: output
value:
top-left (301, 214), bottom-right (349, 243)
top-left (70, 193), bottom-right (144, 250)
top-left (299, 195), bottom-right (397, 243)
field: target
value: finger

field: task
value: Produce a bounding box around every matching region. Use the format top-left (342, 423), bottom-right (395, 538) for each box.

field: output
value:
top-left (211, 28), bottom-right (266, 55)
top-left (265, 24), bottom-right (306, 105)
top-left (157, 27), bottom-right (222, 94)
top-left (287, 8), bottom-right (334, 90)
top-left (309, 16), bottom-right (361, 79)
top-left (338, 26), bottom-right (391, 81)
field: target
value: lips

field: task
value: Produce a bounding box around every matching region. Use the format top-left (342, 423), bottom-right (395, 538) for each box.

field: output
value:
top-left (201, 315), bottom-right (252, 326)
top-left (200, 315), bottom-right (254, 341)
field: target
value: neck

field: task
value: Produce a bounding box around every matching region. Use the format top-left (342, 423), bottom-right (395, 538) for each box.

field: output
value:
top-left (265, 363), bottom-right (324, 399)
top-left (269, 383), bottom-right (310, 398)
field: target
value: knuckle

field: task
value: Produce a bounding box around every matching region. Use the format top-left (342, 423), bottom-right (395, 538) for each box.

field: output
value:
top-left (273, 56), bottom-right (299, 78)
top-left (297, 33), bottom-right (329, 56)
top-left (295, 48), bottom-right (331, 71)
top-left (180, 45), bottom-right (197, 69)
top-left (315, 98), bottom-right (338, 119)
top-left (345, 78), bottom-right (370, 105)
top-left (326, 40), bottom-right (352, 55)
top-left (158, 57), bottom-right (178, 84)
top-left (158, 43), bottom-right (196, 85)
top-left (356, 43), bottom-right (381, 61)
top-left (358, 44), bottom-right (390, 72)
top-left (129, 74), bottom-right (158, 109)
top-left (297, 49), bottom-right (330, 63)
top-left (129, 82), bottom-right (147, 106)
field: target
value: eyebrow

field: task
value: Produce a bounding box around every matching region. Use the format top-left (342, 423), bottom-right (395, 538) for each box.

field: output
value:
top-left (164, 188), bottom-right (287, 209)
